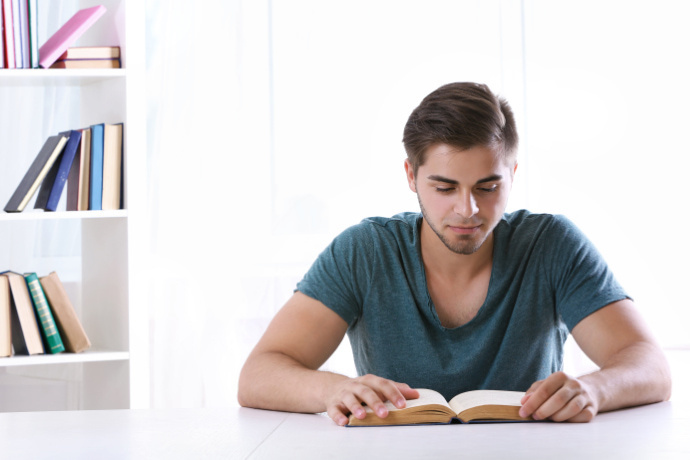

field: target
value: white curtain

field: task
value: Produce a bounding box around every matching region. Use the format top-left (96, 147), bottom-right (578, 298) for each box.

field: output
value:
top-left (145, 0), bottom-right (690, 408)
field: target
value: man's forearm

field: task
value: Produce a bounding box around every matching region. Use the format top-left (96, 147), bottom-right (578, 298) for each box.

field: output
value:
top-left (580, 341), bottom-right (672, 413)
top-left (238, 351), bottom-right (349, 414)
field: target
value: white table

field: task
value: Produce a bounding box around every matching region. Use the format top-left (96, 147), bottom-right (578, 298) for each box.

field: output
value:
top-left (1, 401), bottom-right (688, 459)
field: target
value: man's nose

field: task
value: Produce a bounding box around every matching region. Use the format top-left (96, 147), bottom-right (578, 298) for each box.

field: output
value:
top-left (453, 190), bottom-right (478, 219)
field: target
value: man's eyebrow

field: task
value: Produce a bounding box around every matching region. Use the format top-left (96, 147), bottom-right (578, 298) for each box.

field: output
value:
top-left (426, 174), bottom-right (503, 185)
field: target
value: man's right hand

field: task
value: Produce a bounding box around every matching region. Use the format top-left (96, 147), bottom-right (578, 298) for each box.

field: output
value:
top-left (325, 374), bottom-right (420, 426)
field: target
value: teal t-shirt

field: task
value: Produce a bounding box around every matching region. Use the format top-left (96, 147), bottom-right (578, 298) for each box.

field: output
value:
top-left (296, 210), bottom-right (628, 401)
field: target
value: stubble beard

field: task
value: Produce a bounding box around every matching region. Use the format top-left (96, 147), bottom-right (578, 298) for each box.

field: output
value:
top-left (418, 198), bottom-right (488, 256)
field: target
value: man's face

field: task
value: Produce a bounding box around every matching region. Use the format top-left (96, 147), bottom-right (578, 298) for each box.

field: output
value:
top-left (405, 143), bottom-right (516, 255)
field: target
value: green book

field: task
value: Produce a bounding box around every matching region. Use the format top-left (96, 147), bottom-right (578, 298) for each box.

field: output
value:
top-left (24, 273), bottom-right (65, 354)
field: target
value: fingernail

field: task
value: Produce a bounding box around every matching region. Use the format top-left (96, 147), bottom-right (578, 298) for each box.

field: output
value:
top-left (376, 407), bottom-right (388, 417)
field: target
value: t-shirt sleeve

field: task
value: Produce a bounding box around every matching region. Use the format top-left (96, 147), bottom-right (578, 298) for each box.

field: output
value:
top-left (295, 223), bottom-right (374, 326)
top-left (547, 215), bottom-right (630, 331)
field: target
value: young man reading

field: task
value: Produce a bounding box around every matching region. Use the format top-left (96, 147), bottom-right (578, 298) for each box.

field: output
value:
top-left (238, 82), bottom-right (672, 425)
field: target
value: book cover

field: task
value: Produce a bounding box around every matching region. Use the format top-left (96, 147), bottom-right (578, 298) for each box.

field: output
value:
top-left (1, 4), bottom-right (4, 68)
top-left (39, 272), bottom-right (91, 353)
top-left (4, 134), bottom-right (68, 213)
top-left (89, 123), bottom-right (104, 210)
top-left (77, 128), bottom-right (91, 210)
top-left (102, 123), bottom-right (123, 210)
top-left (58, 45), bottom-right (120, 60)
top-left (0, 275), bottom-right (11, 357)
top-left (34, 130), bottom-right (82, 212)
top-left (24, 273), bottom-right (64, 354)
top-left (2, 271), bottom-right (44, 355)
top-left (38, 5), bottom-right (106, 69)
top-left (2, 0), bottom-right (15, 68)
top-left (50, 58), bottom-right (120, 69)
top-left (11, 0), bottom-right (22, 68)
top-left (17, 0), bottom-right (29, 68)
top-left (28, 0), bottom-right (37, 67)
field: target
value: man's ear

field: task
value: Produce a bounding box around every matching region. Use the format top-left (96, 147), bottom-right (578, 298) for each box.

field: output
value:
top-left (404, 159), bottom-right (417, 193)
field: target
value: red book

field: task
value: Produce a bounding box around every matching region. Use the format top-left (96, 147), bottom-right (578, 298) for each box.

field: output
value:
top-left (38, 5), bottom-right (106, 68)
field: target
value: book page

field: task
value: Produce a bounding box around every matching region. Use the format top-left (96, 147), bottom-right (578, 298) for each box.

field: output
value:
top-left (448, 390), bottom-right (524, 415)
top-left (365, 388), bottom-right (451, 414)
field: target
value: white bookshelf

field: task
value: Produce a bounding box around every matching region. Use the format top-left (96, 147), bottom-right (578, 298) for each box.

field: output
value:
top-left (0, 0), bottom-right (148, 411)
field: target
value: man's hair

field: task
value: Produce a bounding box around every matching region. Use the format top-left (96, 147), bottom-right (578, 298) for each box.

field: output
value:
top-left (402, 82), bottom-right (518, 174)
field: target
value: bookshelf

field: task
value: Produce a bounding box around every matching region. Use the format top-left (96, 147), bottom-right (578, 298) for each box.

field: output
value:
top-left (0, 0), bottom-right (148, 411)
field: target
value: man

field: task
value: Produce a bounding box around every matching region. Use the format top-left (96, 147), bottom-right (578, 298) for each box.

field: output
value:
top-left (238, 82), bottom-right (671, 425)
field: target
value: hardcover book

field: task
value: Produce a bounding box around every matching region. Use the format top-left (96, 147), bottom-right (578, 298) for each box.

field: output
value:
top-left (0, 275), bottom-right (10, 357)
top-left (39, 272), bottom-right (91, 353)
top-left (89, 123), bottom-right (104, 210)
top-left (347, 389), bottom-right (532, 426)
top-left (24, 273), bottom-right (65, 354)
top-left (102, 123), bottom-right (124, 210)
top-left (4, 134), bottom-right (68, 213)
top-left (34, 130), bottom-right (82, 212)
top-left (2, 272), bottom-right (44, 355)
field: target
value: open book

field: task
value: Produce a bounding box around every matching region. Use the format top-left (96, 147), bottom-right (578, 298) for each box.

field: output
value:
top-left (347, 389), bottom-right (532, 426)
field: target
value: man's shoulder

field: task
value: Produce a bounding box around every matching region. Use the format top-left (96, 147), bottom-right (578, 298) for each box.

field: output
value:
top-left (331, 212), bottom-right (421, 251)
top-left (502, 210), bottom-right (575, 232)
top-left (499, 210), bottom-right (582, 247)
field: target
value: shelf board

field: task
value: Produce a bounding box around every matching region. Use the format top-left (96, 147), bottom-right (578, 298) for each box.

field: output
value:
top-left (0, 350), bottom-right (129, 367)
top-left (0, 209), bottom-right (128, 222)
top-left (0, 68), bottom-right (126, 86)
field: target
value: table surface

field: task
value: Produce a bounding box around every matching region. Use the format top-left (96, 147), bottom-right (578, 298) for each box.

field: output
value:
top-left (1, 401), bottom-right (688, 459)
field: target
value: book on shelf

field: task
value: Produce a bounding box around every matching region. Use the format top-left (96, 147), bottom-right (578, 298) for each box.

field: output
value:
top-left (38, 5), bottom-right (106, 69)
top-left (346, 389), bottom-right (533, 426)
top-left (2, 0), bottom-right (15, 68)
top-left (0, 275), bottom-right (10, 357)
top-left (28, 0), bottom-right (37, 68)
top-left (3, 134), bottom-right (68, 213)
top-left (39, 272), bottom-right (90, 353)
top-left (89, 123), bottom-right (104, 210)
top-left (1, 271), bottom-right (44, 355)
top-left (1, 4), bottom-right (4, 68)
top-left (11, 0), bottom-right (21, 68)
top-left (50, 57), bottom-right (120, 69)
top-left (75, 127), bottom-right (91, 211)
top-left (0, 0), bottom-right (37, 68)
top-left (24, 273), bottom-right (64, 354)
top-left (102, 123), bottom-right (124, 210)
top-left (34, 130), bottom-right (82, 212)
top-left (59, 45), bottom-right (120, 60)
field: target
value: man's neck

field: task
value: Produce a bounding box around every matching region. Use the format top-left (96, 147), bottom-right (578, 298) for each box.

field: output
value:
top-left (419, 219), bottom-right (494, 281)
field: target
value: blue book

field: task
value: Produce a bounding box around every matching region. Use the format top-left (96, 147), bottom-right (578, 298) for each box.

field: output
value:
top-left (34, 130), bottom-right (82, 211)
top-left (89, 123), bottom-right (104, 210)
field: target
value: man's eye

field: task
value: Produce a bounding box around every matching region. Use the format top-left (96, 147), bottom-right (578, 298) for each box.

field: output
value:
top-left (477, 186), bottom-right (498, 193)
top-left (435, 187), bottom-right (454, 193)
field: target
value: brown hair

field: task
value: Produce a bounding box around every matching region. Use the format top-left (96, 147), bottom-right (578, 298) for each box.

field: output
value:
top-left (402, 82), bottom-right (518, 174)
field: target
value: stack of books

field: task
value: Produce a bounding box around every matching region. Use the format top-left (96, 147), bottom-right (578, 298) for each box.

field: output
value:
top-left (2, 4), bottom-right (112, 70)
top-left (3, 123), bottom-right (125, 213)
top-left (50, 46), bottom-right (121, 69)
top-left (0, 271), bottom-right (91, 357)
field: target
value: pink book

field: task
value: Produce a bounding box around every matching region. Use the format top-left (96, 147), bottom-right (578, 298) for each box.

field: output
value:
top-left (38, 5), bottom-right (106, 68)
top-left (2, 0), bottom-right (15, 68)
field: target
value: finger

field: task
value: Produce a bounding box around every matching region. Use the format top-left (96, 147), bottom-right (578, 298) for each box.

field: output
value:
top-left (358, 375), bottom-right (408, 410)
top-left (519, 372), bottom-right (569, 418)
top-left (327, 403), bottom-right (351, 427)
top-left (549, 395), bottom-right (596, 423)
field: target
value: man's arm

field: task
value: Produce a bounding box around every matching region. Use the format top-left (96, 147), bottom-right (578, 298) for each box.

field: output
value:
top-left (237, 291), bottom-right (419, 425)
top-left (519, 299), bottom-right (672, 422)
